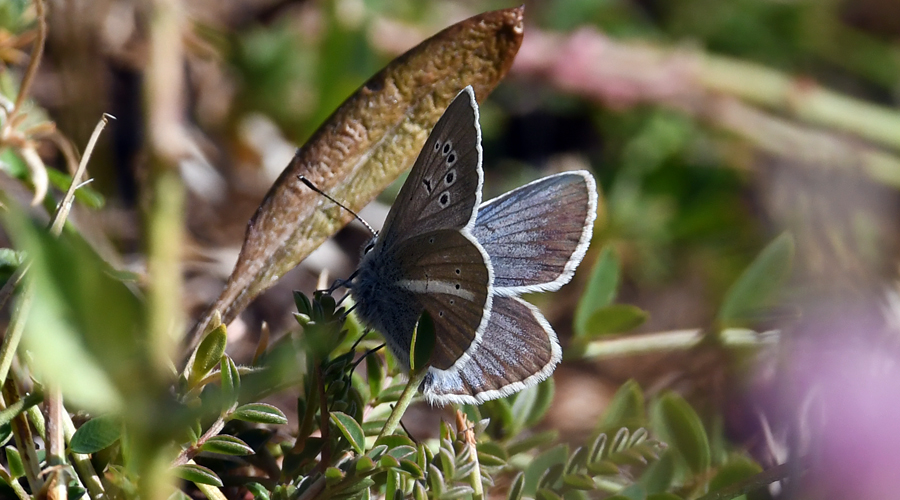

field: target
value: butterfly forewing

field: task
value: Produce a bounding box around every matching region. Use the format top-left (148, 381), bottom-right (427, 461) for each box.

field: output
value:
top-left (421, 295), bottom-right (560, 405)
top-left (473, 171), bottom-right (597, 294)
top-left (377, 87), bottom-right (483, 251)
top-left (392, 229), bottom-right (492, 370)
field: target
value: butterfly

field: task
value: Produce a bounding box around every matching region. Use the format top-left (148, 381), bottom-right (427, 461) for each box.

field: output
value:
top-left (349, 86), bottom-right (597, 405)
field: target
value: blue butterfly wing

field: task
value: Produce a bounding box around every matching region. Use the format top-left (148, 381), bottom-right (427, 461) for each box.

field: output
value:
top-left (420, 295), bottom-right (560, 405)
top-left (472, 171), bottom-right (597, 295)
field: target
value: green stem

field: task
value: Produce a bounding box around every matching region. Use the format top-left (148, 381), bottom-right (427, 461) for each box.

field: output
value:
top-left (377, 369), bottom-right (428, 440)
top-left (578, 328), bottom-right (779, 360)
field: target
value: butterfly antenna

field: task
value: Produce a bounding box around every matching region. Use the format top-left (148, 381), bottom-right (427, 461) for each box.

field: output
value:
top-left (298, 175), bottom-right (378, 238)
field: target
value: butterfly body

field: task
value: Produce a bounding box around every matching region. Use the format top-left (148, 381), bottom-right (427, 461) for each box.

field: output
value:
top-left (346, 86), bottom-right (597, 405)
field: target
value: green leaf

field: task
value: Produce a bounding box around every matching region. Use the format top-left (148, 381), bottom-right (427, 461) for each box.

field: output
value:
top-left (563, 473), bottom-right (596, 490)
top-left (220, 355), bottom-right (241, 410)
top-left (510, 382), bottom-right (538, 433)
top-left (374, 435), bottom-right (416, 450)
top-left (5, 447), bottom-right (23, 478)
top-left (355, 456), bottom-right (377, 473)
top-left (173, 463), bottom-right (223, 487)
top-left (411, 310), bottom-right (435, 371)
top-left (385, 470), bottom-right (400, 500)
top-left (324, 466), bottom-right (344, 484)
top-left (386, 445), bottom-right (417, 460)
top-left (638, 448), bottom-right (676, 493)
top-left (707, 457), bottom-right (762, 494)
top-left (508, 472), bottom-right (525, 500)
top-left (294, 291), bottom-right (312, 316)
top-left (601, 379), bottom-right (645, 430)
top-left (655, 393), bottom-right (710, 475)
top-left (536, 488), bottom-right (563, 500)
top-left (439, 486), bottom-right (476, 500)
top-left (526, 378), bottom-right (556, 427)
top-left (69, 415), bottom-right (121, 454)
top-left (582, 305), bottom-right (649, 337)
top-left (523, 444), bottom-right (568, 497)
top-left (379, 455), bottom-right (400, 469)
top-left (398, 459), bottom-right (424, 479)
top-left (717, 233), bottom-right (794, 327)
top-left (639, 450), bottom-right (677, 493)
top-left (575, 246), bottom-right (620, 337)
top-left (3, 209), bottom-right (144, 412)
top-left (229, 403), bottom-right (288, 425)
top-left (428, 464), bottom-right (446, 495)
top-left (330, 412), bottom-right (365, 454)
top-left (189, 324), bottom-right (227, 386)
top-left (374, 384), bottom-right (407, 405)
top-left (413, 481), bottom-right (427, 500)
top-left (476, 441), bottom-right (508, 467)
top-left (366, 353), bottom-right (384, 398)
top-left (200, 435), bottom-right (255, 456)
top-left (246, 482), bottom-right (270, 500)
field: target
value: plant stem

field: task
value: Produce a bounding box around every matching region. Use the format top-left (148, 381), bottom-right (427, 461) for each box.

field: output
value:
top-left (378, 369), bottom-right (427, 440)
top-left (49, 114), bottom-right (112, 236)
top-left (11, 0), bottom-right (45, 115)
top-left (579, 328), bottom-right (779, 360)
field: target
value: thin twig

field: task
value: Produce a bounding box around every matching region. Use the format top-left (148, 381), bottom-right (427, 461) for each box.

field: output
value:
top-left (2, 378), bottom-right (43, 492)
top-left (11, 0), bottom-right (46, 116)
top-left (171, 416), bottom-right (226, 467)
top-left (49, 113), bottom-right (114, 236)
top-left (0, 285), bottom-right (30, 387)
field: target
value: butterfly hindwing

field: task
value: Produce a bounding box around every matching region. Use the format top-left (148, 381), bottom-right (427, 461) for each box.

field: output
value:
top-left (421, 295), bottom-right (560, 405)
top-left (377, 87), bottom-right (483, 251)
top-left (473, 171), bottom-right (597, 294)
top-left (392, 229), bottom-right (492, 371)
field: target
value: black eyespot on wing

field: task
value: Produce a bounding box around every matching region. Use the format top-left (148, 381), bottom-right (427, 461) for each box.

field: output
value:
top-left (455, 268), bottom-right (460, 274)
top-left (429, 237), bottom-right (435, 244)
top-left (455, 284), bottom-right (460, 289)
top-left (439, 192), bottom-right (450, 207)
top-left (447, 152), bottom-right (456, 165)
top-left (434, 140), bottom-right (441, 152)
top-left (444, 170), bottom-right (455, 185)
top-left (442, 142), bottom-right (452, 155)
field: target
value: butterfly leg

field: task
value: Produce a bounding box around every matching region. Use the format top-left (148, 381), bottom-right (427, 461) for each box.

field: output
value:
top-left (320, 269), bottom-right (360, 295)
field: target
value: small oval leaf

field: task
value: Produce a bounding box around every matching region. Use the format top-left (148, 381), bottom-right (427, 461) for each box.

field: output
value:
top-left (190, 324), bottom-right (227, 386)
top-left (583, 304), bottom-right (649, 337)
top-left (229, 403), bottom-right (288, 425)
top-left (173, 463), bottom-right (223, 487)
top-left (330, 412), bottom-right (365, 454)
top-left (656, 393), bottom-right (711, 474)
top-left (200, 435), bottom-right (255, 456)
top-left (575, 246), bottom-right (620, 337)
top-left (718, 233), bottom-right (794, 327)
top-left (70, 415), bottom-right (122, 454)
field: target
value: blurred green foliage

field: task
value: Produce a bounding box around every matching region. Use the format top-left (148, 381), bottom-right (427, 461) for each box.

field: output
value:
top-left (1, 0), bottom-right (898, 498)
